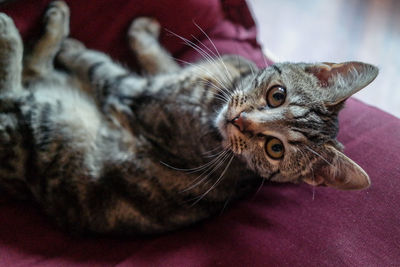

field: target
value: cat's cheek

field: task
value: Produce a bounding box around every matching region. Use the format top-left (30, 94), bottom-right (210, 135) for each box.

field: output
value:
top-left (240, 150), bottom-right (253, 164)
top-left (214, 106), bottom-right (229, 139)
top-left (241, 151), bottom-right (263, 175)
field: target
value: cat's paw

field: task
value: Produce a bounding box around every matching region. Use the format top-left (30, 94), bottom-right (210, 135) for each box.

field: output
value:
top-left (44, 0), bottom-right (70, 39)
top-left (61, 38), bottom-right (85, 52)
top-left (128, 17), bottom-right (161, 40)
top-left (56, 38), bottom-right (85, 65)
top-left (0, 13), bottom-right (22, 51)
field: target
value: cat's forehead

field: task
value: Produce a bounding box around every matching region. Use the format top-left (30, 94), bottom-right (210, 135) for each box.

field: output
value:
top-left (252, 63), bottom-right (331, 110)
top-left (259, 63), bottom-right (318, 91)
top-left (248, 63), bottom-right (339, 144)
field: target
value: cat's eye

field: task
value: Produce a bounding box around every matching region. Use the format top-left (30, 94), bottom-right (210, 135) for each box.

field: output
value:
top-left (266, 86), bottom-right (286, 108)
top-left (265, 137), bottom-right (284, 160)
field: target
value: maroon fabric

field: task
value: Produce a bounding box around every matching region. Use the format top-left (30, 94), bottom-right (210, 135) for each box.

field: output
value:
top-left (0, 0), bottom-right (399, 266)
top-left (1, 0), bottom-right (271, 69)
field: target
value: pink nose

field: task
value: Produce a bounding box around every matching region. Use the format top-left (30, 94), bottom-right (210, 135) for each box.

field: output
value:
top-left (232, 112), bottom-right (251, 132)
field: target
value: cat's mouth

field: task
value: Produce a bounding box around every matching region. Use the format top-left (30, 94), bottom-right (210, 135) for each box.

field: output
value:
top-left (215, 106), bottom-right (236, 138)
top-left (215, 107), bottom-right (246, 153)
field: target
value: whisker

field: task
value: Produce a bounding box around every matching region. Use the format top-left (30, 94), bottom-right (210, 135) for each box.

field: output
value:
top-left (166, 29), bottom-right (219, 71)
top-left (193, 21), bottom-right (234, 81)
top-left (298, 147), bottom-right (317, 200)
top-left (190, 33), bottom-right (234, 85)
top-left (160, 149), bottom-right (227, 173)
top-left (165, 29), bottom-right (234, 99)
top-left (196, 78), bottom-right (231, 98)
top-left (198, 80), bottom-right (231, 100)
top-left (195, 82), bottom-right (230, 103)
top-left (219, 175), bottom-right (239, 215)
top-left (173, 58), bottom-right (232, 102)
top-left (202, 146), bottom-right (224, 156)
top-left (234, 50), bottom-right (256, 78)
top-left (182, 150), bottom-right (231, 193)
top-left (305, 145), bottom-right (333, 167)
top-left (190, 153), bottom-right (234, 206)
top-left (190, 34), bottom-right (219, 62)
top-left (252, 177), bottom-right (266, 201)
top-left (174, 57), bottom-right (232, 98)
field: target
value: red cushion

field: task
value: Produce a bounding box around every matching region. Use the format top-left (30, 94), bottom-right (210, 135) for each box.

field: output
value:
top-left (0, 0), bottom-right (399, 266)
top-left (2, 0), bottom-right (270, 69)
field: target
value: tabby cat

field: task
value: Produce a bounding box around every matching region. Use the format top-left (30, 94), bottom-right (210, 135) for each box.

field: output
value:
top-left (0, 2), bottom-right (378, 235)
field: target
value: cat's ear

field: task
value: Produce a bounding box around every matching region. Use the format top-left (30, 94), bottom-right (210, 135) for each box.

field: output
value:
top-left (303, 145), bottom-right (370, 190)
top-left (305, 62), bottom-right (378, 105)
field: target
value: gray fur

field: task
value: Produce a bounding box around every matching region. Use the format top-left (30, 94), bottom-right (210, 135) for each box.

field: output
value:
top-left (0, 2), bottom-right (378, 235)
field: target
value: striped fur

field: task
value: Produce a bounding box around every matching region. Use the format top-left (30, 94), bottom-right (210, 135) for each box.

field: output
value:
top-left (0, 2), bottom-right (377, 235)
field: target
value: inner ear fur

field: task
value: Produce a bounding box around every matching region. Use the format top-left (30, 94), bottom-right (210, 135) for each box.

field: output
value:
top-left (303, 145), bottom-right (370, 190)
top-left (305, 61), bottom-right (379, 106)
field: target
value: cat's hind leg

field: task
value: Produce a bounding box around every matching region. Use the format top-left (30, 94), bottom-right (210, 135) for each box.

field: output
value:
top-left (23, 1), bottom-right (69, 81)
top-left (128, 17), bottom-right (180, 75)
top-left (0, 14), bottom-right (30, 199)
top-left (0, 13), bottom-right (23, 93)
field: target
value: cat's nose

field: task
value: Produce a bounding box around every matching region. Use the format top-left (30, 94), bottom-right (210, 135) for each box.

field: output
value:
top-left (232, 112), bottom-right (251, 133)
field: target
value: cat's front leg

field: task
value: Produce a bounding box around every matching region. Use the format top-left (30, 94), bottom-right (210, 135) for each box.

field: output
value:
top-left (0, 13), bottom-right (23, 93)
top-left (128, 17), bottom-right (180, 75)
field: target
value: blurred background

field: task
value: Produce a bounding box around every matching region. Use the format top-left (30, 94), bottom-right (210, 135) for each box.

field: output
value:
top-left (248, 0), bottom-right (400, 118)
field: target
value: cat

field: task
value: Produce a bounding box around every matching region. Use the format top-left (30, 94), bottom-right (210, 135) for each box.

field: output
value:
top-left (0, 1), bottom-right (378, 235)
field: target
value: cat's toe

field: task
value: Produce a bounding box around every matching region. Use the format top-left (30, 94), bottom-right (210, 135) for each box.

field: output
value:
top-left (0, 13), bottom-right (22, 49)
top-left (47, 0), bottom-right (70, 18)
top-left (44, 0), bottom-right (70, 38)
top-left (128, 17), bottom-right (161, 39)
top-left (0, 13), bottom-right (19, 39)
top-left (0, 13), bottom-right (12, 30)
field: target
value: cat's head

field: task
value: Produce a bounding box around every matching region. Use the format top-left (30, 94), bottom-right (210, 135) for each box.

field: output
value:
top-left (215, 61), bottom-right (378, 190)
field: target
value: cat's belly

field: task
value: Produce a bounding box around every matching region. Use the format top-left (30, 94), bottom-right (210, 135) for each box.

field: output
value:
top-left (32, 84), bottom-right (101, 143)
top-left (22, 84), bottom-right (104, 175)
